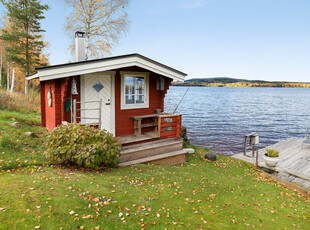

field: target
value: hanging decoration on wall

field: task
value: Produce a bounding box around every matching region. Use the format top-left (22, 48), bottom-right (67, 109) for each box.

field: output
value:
top-left (64, 98), bottom-right (71, 112)
top-left (47, 87), bottom-right (53, 107)
top-left (71, 78), bottom-right (78, 95)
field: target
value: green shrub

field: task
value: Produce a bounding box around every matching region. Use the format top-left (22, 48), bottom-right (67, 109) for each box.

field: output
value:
top-left (265, 148), bottom-right (279, 157)
top-left (45, 123), bottom-right (121, 168)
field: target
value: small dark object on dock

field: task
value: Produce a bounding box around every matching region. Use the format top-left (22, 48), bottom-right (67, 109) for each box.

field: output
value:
top-left (205, 153), bottom-right (217, 161)
top-left (260, 167), bottom-right (276, 174)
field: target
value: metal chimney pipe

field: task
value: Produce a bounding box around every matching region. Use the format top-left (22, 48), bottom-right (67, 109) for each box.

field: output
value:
top-left (75, 31), bottom-right (86, 62)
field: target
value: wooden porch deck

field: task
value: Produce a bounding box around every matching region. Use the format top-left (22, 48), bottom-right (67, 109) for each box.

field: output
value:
top-left (232, 138), bottom-right (310, 190)
top-left (115, 131), bottom-right (159, 145)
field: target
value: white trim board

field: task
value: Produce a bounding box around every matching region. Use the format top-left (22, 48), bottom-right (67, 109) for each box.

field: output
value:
top-left (28, 55), bottom-right (186, 82)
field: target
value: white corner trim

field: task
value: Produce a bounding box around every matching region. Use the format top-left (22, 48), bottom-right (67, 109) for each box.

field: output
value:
top-left (110, 72), bottom-right (116, 136)
top-left (120, 71), bottom-right (149, 110)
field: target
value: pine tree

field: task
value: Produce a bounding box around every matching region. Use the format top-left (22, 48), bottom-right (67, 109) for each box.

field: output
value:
top-left (0, 0), bottom-right (49, 93)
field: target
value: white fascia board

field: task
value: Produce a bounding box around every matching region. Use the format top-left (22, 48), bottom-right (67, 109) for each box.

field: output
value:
top-left (27, 73), bottom-right (39, 80)
top-left (37, 56), bottom-right (186, 82)
top-left (132, 57), bottom-right (185, 81)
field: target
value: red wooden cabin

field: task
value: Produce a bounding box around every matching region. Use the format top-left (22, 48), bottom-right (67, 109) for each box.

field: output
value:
top-left (28, 32), bottom-right (190, 166)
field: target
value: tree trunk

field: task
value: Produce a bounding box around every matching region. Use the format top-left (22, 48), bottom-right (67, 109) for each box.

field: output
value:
top-left (6, 62), bottom-right (10, 91)
top-left (25, 76), bottom-right (29, 93)
top-left (10, 67), bottom-right (15, 93)
top-left (0, 50), bottom-right (2, 88)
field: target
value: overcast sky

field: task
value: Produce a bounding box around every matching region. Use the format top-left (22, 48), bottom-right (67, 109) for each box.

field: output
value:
top-left (2, 0), bottom-right (310, 82)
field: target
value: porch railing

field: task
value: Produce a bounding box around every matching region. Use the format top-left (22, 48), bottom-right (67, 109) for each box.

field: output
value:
top-left (72, 99), bottom-right (102, 129)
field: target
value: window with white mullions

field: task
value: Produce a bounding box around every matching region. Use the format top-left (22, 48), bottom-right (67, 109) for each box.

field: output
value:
top-left (121, 72), bottom-right (149, 110)
top-left (125, 76), bottom-right (145, 104)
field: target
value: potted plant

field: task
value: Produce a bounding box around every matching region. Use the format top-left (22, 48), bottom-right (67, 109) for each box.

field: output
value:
top-left (263, 148), bottom-right (280, 167)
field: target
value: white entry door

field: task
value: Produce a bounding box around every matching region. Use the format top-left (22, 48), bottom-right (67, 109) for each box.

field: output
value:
top-left (81, 72), bottom-right (114, 134)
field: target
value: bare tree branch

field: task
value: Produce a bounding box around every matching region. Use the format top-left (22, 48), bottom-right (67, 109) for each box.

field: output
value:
top-left (64, 0), bottom-right (129, 60)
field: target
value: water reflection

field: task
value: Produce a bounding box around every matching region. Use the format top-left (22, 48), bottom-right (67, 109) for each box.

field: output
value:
top-left (164, 86), bottom-right (310, 155)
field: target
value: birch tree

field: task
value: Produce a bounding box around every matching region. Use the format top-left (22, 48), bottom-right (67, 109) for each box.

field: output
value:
top-left (10, 66), bottom-right (14, 92)
top-left (6, 61), bottom-right (9, 90)
top-left (64, 0), bottom-right (129, 60)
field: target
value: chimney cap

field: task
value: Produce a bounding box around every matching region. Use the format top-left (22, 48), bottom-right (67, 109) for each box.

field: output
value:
top-left (75, 31), bottom-right (85, 38)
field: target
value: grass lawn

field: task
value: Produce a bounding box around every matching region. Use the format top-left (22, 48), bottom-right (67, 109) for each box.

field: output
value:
top-left (0, 110), bottom-right (48, 169)
top-left (0, 110), bottom-right (309, 229)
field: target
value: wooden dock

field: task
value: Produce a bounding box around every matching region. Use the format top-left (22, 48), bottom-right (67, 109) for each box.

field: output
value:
top-left (232, 138), bottom-right (310, 190)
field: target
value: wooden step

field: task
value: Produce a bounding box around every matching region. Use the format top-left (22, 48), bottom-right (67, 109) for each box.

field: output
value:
top-left (122, 137), bottom-right (179, 150)
top-left (119, 138), bottom-right (183, 163)
top-left (119, 149), bottom-right (188, 166)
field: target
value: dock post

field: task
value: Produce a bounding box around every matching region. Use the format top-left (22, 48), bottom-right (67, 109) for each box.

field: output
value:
top-left (244, 136), bottom-right (248, 156)
top-left (255, 150), bottom-right (258, 167)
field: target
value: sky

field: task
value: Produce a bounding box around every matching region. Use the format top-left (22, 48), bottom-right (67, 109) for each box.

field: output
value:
top-left (1, 0), bottom-right (310, 82)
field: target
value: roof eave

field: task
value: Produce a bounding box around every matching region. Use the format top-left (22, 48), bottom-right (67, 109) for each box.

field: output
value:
top-left (30, 55), bottom-right (186, 82)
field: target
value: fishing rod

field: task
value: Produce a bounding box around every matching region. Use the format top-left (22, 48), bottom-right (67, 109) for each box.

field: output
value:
top-left (173, 86), bottom-right (190, 114)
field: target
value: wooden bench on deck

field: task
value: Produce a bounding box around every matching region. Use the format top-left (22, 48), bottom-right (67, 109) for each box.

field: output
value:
top-left (131, 114), bottom-right (159, 136)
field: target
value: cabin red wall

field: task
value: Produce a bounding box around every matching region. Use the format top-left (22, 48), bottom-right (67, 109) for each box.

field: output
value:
top-left (60, 76), bottom-right (81, 123)
top-left (160, 115), bottom-right (182, 139)
top-left (114, 67), bottom-right (172, 136)
top-left (40, 81), bottom-right (46, 127)
top-left (42, 80), bottom-right (56, 131)
top-left (40, 76), bottom-right (80, 131)
top-left (40, 65), bottom-right (173, 135)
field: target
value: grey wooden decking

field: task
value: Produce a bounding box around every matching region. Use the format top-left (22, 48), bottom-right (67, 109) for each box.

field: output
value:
top-left (232, 138), bottom-right (310, 190)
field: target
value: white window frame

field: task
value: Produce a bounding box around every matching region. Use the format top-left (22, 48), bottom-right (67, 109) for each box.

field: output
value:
top-left (120, 71), bottom-right (149, 110)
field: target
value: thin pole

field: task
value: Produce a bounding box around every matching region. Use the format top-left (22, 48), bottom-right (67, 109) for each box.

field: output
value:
top-left (73, 99), bottom-right (77, 122)
top-left (98, 99), bottom-right (102, 129)
top-left (173, 86), bottom-right (190, 114)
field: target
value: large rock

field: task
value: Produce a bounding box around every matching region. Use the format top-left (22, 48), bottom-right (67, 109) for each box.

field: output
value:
top-left (10, 122), bottom-right (21, 128)
top-left (25, 132), bottom-right (35, 137)
top-left (181, 126), bottom-right (188, 142)
top-left (205, 153), bottom-right (217, 161)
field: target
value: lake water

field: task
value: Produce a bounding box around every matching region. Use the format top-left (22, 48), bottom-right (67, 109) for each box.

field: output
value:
top-left (164, 86), bottom-right (310, 155)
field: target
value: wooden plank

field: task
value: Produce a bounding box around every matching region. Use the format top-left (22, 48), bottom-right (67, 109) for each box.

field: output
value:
top-left (119, 149), bottom-right (187, 166)
top-left (119, 140), bottom-right (183, 163)
top-left (233, 137), bottom-right (310, 190)
top-left (131, 114), bottom-right (158, 119)
top-left (122, 137), bottom-right (179, 150)
top-left (140, 122), bottom-right (158, 128)
top-left (115, 131), bottom-right (160, 145)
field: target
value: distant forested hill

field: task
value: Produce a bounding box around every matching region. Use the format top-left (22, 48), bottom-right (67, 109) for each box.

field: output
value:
top-left (172, 77), bottom-right (310, 88)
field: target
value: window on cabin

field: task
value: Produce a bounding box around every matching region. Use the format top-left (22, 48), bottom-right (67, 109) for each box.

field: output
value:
top-left (125, 76), bottom-right (145, 104)
top-left (121, 72), bottom-right (149, 110)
